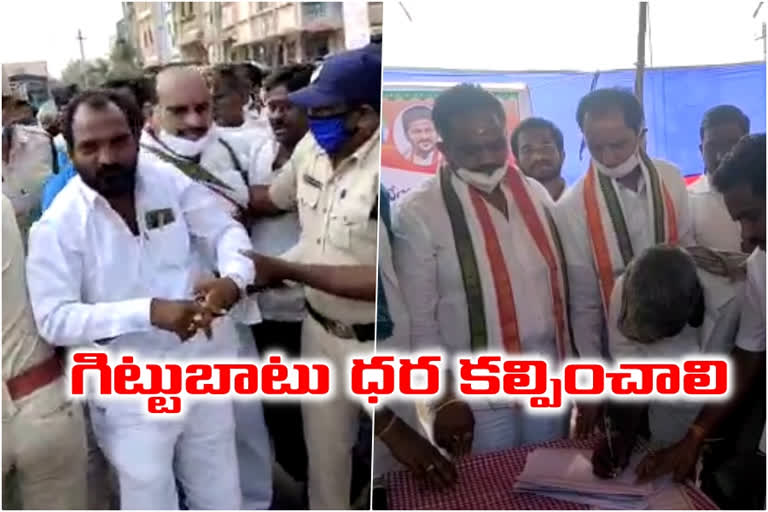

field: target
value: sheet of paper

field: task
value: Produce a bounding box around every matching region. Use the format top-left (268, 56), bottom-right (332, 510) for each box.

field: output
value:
top-left (647, 483), bottom-right (695, 510)
top-left (516, 448), bottom-right (660, 496)
top-left (513, 447), bottom-right (687, 509)
top-left (515, 487), bottom-right (648, 509)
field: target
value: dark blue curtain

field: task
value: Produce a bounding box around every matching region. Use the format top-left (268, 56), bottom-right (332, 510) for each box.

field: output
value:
top-left (384, 62), bottom-right (766, 184)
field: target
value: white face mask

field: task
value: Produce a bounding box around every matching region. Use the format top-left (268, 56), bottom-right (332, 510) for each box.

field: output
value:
top-left (215, 123), bottom-right (245, 134)
top-left (456, 166), bottom-right (508, 194)
top-left (158, 129), bottom-right (215, 158)
top-left (593, 149), bottom-right (640, 179)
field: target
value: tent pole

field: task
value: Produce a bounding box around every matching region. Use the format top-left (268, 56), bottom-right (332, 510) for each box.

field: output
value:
top-left (635, 2), bottom-right (648, 107)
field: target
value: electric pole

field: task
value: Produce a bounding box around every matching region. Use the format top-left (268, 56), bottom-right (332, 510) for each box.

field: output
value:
top-left (635, 2), bottom-right (648, 107)
top-left (77, 29), bottom-right (88, 87)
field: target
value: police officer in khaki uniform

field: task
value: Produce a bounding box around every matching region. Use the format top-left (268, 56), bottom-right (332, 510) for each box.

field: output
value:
top-left (2, 194), bottom-right (88, 510)
top-left (243, 46), bottom-right (381, 509)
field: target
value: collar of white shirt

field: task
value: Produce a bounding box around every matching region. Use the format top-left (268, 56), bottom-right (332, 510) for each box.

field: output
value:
top-left (688, 174), bottom-right (711, 194)
top-left (74, 157), bottom-right (154, 209)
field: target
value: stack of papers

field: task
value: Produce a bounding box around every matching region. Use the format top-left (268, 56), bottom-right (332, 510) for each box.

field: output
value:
top-left (514, 448), bottom-right (689, 509)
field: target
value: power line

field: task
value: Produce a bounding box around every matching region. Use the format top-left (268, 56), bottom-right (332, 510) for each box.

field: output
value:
top-left (398, 1), bottom-right (413, 22)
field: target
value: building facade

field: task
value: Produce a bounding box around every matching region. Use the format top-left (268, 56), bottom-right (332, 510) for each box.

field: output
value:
top-left (123, 1), bottom-right (178, 69)
top-left (172, 2), bottom-right (208, 63)
top-left (120, 2), bottom-right (382, 69)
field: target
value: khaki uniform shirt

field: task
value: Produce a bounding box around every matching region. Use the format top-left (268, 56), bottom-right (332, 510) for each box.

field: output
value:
top-left (2, 194), bottom-right (55, 419)
top-left (269, 131), bottom-right (380, 325)
top-left (2, 126), bottom-right (54, 240)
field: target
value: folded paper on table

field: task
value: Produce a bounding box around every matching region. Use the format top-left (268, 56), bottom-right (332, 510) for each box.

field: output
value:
top-left (514, 447), bottom-right (692, 509)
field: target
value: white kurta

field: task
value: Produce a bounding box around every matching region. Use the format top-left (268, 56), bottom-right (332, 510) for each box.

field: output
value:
top-left (247, 139), bottom-right (305, 322)
top-left (215, 123), bottom-right (271, 178)
top-left (25, 156), bottom-right (257, 509)
top-left (373, 216), bottom-right (427, 477)
top-left (139, 130), bottom-right (250, 212)
top-left (607, 268), bottom-right (743, 448)
top-left (139, 131), bottom-right (261, 325)
top-left (139, 132), bottom-right (272, 508)
top-left (554, 159), bottom-right (695, 358)
top-left (392, 173), bottom-right (568, 452)
top-left (735, 249), bottom-right (766, 454)
top-left (688, 174), bottom-right (742, 252)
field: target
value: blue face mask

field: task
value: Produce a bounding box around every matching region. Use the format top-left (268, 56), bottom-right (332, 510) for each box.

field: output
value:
top-left (309, 114), bottom-right (349, 155)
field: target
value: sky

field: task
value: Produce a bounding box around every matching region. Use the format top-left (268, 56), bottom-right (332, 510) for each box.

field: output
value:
top-left (0, 0), bottom-right (123, 78)
top-left (1, 1), bottom-right (764, 78)
top-left (385, 0), bottom-right (766, 71)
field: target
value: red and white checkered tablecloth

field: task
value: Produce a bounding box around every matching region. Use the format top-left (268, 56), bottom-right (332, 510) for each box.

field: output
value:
top-left (383, 437), bottom-right (719, 510)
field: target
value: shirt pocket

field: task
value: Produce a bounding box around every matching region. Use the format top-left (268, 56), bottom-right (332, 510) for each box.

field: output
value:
top-left (298, 179), bottom-right (321, 210)
top-left (327, 192), bottom-right (376, 252)
top-left (145, 215), bottom-right (189, 268)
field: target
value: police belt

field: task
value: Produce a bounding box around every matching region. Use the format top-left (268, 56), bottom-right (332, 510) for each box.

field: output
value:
top-left (305, 300), bottom-right (375, 342)
top-left (6, 354), bottom-right (63, 401)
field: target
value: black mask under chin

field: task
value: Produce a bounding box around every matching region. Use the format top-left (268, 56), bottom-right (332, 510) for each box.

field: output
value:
top-left (80, 162), bottom-right (137, 199)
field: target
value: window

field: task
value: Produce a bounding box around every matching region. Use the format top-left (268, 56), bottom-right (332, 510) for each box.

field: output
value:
top-left (180, 2), bottom-right (194, 18)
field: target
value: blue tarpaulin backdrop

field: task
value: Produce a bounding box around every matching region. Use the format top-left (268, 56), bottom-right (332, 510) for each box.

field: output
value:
top-left (384, 61), bottom-right (766, 185)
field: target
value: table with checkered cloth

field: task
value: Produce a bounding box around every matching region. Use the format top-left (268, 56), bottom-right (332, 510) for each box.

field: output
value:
top-left (383, 437), bottom-right (719, 510)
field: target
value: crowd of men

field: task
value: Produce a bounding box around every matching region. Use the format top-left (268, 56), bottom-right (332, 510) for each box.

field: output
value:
top-left (2, 38), bottom-right (766, 512)
top-left (375, 84), bottom-right (766, 510)
top-left (3, 42), bottom-right (382, 510)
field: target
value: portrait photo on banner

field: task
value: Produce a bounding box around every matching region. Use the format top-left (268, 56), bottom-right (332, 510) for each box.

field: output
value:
top-left (380, 82), bottom-right (532, 202)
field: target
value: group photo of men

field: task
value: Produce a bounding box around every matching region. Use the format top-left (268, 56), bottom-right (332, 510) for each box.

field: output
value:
top-left (374, 82), bottom-right (766, 510)
top-left (2, 2), bottom-right (383, 506)
top-left (371, 1), bottom-right (766, 509)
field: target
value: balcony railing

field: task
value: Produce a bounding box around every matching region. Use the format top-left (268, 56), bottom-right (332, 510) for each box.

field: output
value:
top-left (301, 2), bottom-right (342, 31)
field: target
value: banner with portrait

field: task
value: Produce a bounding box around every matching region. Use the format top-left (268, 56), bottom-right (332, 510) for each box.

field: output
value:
top-left (381, 82), bottom-right (532, 202)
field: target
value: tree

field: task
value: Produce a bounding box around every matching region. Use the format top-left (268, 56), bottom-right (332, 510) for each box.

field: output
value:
top-left (85, 58), bottom-right (110, 87)
top-left (60, 59), bottom-right (85, 87)
top-left (59, 58), bottom-right (110, 88)
top-left (60, 37), bottom-right (142, 88)
top-left (108, 37), bottom-right (142, 81)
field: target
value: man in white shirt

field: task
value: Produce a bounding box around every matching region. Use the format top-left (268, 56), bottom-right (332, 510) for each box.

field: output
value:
top-left (511, 117), bottom-right (567, 201)
top-left (138, 65), bottom-right (273, 509)
top-left (374, 187), bottom-right (457, 488)
top-left (139, 66), bottom-right (251, 215)
top-left (393, 84), bottom-right (571, 456)
top-left (25, 89), bottom-right (254, 509)
top-left (246, 63), bottom-right (315, 491)
top-left (555, 87), bottom-right (694, 435)
top-left (635, 134), bottom-right (765, 509)
top-left (593, 245), bottom-right (744, 477)
top-left (688, 105), bottom-right (749, 253)
top-left (235, 63), bottom-right (273, 136)
top-left (212, 65), bottom-right (272, 168)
